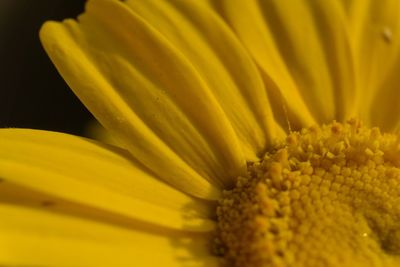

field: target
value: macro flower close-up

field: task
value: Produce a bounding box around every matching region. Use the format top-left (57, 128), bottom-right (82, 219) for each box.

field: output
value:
top-left (1, 0), bottom-right (400, 266)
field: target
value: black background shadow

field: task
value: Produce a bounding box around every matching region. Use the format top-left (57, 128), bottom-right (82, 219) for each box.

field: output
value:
top-left (0, 0), bottom-right (93, 135)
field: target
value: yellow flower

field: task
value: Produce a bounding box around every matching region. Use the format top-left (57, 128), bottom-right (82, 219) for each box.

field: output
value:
top-left (1, 0), bottom-right (400, 266)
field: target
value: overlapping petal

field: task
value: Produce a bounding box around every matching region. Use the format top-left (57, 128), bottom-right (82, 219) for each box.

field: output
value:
top-left (340, 0), bottom-right (400, 127)
top-left (0, 128), bottom-right (215, 231)
top-left (211, 0), bottom-right (355, 129)
top-left (124, 0), bottom-right (284, 159)
top-left (0, 203), bottom-right (218, 266)
top-left (39, 0), bottom-right (254, 194)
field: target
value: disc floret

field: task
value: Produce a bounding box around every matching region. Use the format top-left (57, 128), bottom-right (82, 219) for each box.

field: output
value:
top-left (215, 120), bottom-right (400, 267)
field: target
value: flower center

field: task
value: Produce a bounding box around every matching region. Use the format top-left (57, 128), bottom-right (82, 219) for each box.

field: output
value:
top-left (214, 120), bottom-right (400, 267)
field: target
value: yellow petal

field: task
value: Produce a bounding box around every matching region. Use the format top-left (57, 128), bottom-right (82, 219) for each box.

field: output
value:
top-left (84, 120), bottom-right (119, 146)
top-left (125, 0), bottom-right (283, 160)
top-left (369, 57), bottom-right (400, 131)
top-left (341, 0), bottom-right (400, 125)
top-left (39, 0), bottom-right (246, 192)
top-left (0, 203), bottom-right (218, 267)
top-left (217, 0), bottom-right (354, 127)
top-left (0, 128), bottom-right (215, 231)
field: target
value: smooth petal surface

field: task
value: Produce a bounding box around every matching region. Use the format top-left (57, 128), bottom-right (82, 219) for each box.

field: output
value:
top-left (214, 0), bottom-right (355, 128)
top-left (0, 129), bottom-right (215, 231)
top-left (40, 0), bottom-right (247, 194)
top-left (370, 55), bottom-right (400, 132)
top-left (0, 203), bottom-right (218, 267)
top-left (341, 0), bottom-right (400, 126)
top-left (125, 0), bottom-right (284, 160)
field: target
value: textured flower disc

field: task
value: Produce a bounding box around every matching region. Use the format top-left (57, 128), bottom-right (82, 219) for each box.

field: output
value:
top-left (215, 120), bottom-right (400, 267)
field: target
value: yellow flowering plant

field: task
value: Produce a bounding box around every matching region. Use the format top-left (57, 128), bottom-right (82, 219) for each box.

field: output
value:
top-left (1, 0), bottom-right (400, 266)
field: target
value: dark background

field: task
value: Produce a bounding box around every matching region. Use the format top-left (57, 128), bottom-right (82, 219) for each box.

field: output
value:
top-left (0, 0), bottom-right (93, 136)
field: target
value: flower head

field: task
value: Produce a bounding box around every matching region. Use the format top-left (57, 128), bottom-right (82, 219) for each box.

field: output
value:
top-left (1, 0), bottom-right (400, 266)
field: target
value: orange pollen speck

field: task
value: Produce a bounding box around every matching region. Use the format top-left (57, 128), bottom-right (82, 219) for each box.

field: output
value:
top-left (214, 120), bottom-right (400, 267)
